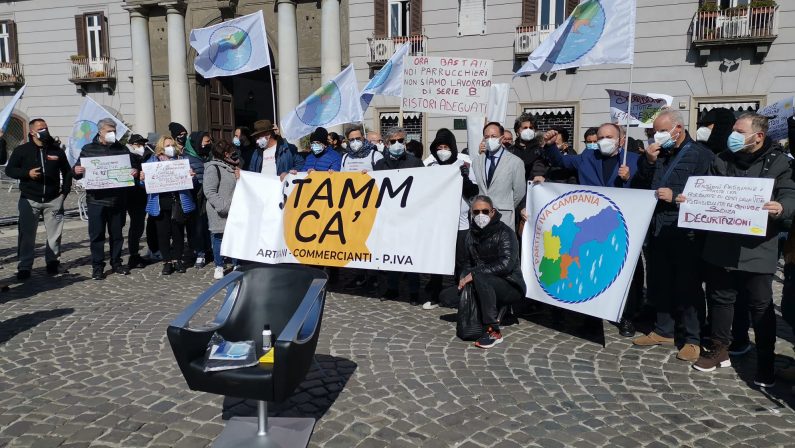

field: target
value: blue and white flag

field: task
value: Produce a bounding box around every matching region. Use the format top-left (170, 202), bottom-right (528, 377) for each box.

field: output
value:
top-left (360, 43), bottom-right (409, 112)
top-left (67, 97), bottom-right (130, 166)
top-left (0, 84), bottom-right (25, 131)
top-left (282, 65), bottom-right (363, 142)
top-left (190, 11), bottom-right (271, 79)
top-left (515, 0), bottom-right (636, 76)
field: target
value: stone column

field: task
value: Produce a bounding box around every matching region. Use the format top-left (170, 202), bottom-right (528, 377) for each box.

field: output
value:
top-left (162, 1), bottom-right (192, 130)
top-left (320, 0), bottom-right (342, 84)
top-left (277, 0), bottom-right (299, 122)
top-left (125, 6), bottom-right (156, 135)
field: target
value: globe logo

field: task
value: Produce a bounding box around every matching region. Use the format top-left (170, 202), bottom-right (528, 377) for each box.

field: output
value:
top-left (365, 60), bottom-right (393, 91)
top-left (548, 0), bottom-right (606, 65)
top-left (532, 190), bottom-right (629, 304)
top-left (296, 82), bottom-right (342, 127)
top-left (71, 120), bottom-right (98, 151)
top-left (209, 26), bottom-right (253, 71)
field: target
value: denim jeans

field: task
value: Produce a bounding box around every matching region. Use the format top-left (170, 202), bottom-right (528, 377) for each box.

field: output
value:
top-left (211, 233), bottom-right (237, 267)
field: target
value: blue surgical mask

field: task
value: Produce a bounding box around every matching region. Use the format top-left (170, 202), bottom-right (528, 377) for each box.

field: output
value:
top-left (585, 143), bottom-right (599, 151)
top-left (233, 137), bottom-right (241, 147)
top-left (311, 143), bottom-right (325, 154)
top-left (727, 131), bottom-right (750, 153)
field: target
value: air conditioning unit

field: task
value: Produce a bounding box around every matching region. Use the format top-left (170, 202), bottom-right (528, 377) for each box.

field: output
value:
top-left (518, 35), bottom-right (530, 52)
top-left (374, 42), bottom-right (390, 59)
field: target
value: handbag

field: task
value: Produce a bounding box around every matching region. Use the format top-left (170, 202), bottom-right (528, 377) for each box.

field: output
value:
top-left (171, 193), bottom-right (186, 224)
top-left (456, 283), bottom-right (483, 341)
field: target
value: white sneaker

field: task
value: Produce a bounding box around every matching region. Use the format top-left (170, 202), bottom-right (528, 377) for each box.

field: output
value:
top-left (213, 266), bottom-right (225, 280)
top-left (422, 301), bottom-right (439, 310)
top-left (195, 257), bottom-right (206, 268)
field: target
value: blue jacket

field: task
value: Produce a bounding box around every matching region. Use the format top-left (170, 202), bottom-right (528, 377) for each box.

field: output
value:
top-left (302, 147), bottom-right (342, 172)
top-left (142, 156), bottom-right (197, 217)
top-left (247, 139), bottom-right (299, 174)
top-left (544, 144), bottom-right (640, 188)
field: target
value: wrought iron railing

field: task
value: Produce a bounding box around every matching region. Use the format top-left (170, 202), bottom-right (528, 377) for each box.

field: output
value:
top-left (69, 56), bottom-right (117, 82)
top-left (692, 5), bottom-right (779, 42)
top-left (368, 35), bottom-right (427, 63)
top-left (515, 24), bottom-right (559, 56)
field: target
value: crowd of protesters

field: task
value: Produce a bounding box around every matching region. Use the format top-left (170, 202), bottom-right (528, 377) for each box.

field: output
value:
top-left (5, 110), bottom-right (795, 387)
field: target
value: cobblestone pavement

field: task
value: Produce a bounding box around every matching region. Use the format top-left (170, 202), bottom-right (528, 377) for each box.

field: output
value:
top-left (1, 218), bottom-right (795, 447)
top-left (0, 184), bottom-right (81, 220)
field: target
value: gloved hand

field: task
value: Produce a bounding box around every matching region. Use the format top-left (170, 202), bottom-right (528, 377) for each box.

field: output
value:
top-left (459, 163), bottom-right (470, 178)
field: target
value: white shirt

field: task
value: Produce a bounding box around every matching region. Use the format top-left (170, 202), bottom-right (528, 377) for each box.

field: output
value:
top-left (425, 154), bottom-right (475, 231)
top-left (341, 150), bottom-right (383, 173)
top-left (484, 147), bottom-right (504, 179)
top-left (260, 146), bottom-right (277, 176)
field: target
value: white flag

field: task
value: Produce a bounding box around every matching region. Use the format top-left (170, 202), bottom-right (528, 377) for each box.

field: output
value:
top-left (485, 83), bottom-right (510, 125)
top-left (282, 65), bottom-right (363, 142)
top-left (0, 85), bottom-right (25, 131)
top-left (190, 11), bottom-right (271, 79)
top-left (515, 0), bottom-right (636, 76)
top-left (360, 44), bottom-right (409, 112)
top-left (67, 97), bottom-right (130, 166)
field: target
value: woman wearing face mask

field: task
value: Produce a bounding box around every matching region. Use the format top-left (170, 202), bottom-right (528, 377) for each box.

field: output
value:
top-left (140, 136), bottom-right (197, 275)
top-left (301, 127), bottom-right (342, 172)
top-left (439, 196), bottom-right (526, 349)
top-left (695, 107), bottom-right (736, 154)
top-left (125, 134), bottom-right (154, 269)
top-left (183, 131), bottom-right (213, 269)
top-left (340, 126), bottom-right (383, 173)
top-left (233, 126), bottom-right (255, 169)
top-left (204, 139), bottom-right (240, 280)
top-left (328, 132), bottom-right (344, 154)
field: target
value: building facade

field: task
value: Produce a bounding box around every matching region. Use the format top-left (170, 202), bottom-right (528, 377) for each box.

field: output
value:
top-left (350, 0), bottom-right (794, 152)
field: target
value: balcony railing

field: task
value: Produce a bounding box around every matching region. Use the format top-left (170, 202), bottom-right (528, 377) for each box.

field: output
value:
top-left (367, 35), bottom-right (427, 64)
top-left (515, 24), bottom-right (559, 57)
top-left (0, 62), bottom-right (24, 88)
top-left (692, 5), bottom-right (779, 45)
top-left (69, 56), bottom-right (117, 83)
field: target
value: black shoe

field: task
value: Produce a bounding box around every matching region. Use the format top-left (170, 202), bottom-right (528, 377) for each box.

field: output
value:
top-left (618, 318), bottom-right (636, 337)
top-left (16, 270), bottom-right (31, 281)
top-left (112, 265), bottom-right (131, 276)
top-left (92, 268), bottom-right (104, 280)
top-left (409, 293), bottom-right (420, 306)
top-left (175, 260), bottom-right (187, 273)
top-left (162, 262), bottom-right (174, 276)
top-left (127, 254), bottom-right (146, 269)
top-left (46, 261), bottom-right (61, 275)
top-left (381, 288), bottom-right (399, 302)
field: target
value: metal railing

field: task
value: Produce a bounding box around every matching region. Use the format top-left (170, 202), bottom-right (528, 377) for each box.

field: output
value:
top-left (515, 24), bottom-right (559, 55)
top-left (692, 5), bottom-right (779, 42)
top-left (68, 56), bottom-right (117, 82)
top-left (0, 62), bottom-right (23, 86)
top-left (367, 35), bottom-right (427, 63)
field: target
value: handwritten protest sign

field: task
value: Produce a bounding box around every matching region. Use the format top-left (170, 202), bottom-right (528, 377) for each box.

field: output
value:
top-left (402, 56), bottom-right (493, 115)
top-left (142, 159), bottom-right (193, 194)
top-left (607, 89), bottom-right (673, 128)
top-left (82, 155), bottom-right (134, 190)
top-left (758, 97), bottom-right (794, 142)
top-left (678, 176), bottom-right (774, 237)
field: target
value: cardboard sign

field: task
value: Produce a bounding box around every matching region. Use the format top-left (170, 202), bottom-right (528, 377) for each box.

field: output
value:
top-left (82, 155), bottom-right (134, 190)
top-left (142, 159), bottom-right (194, 194)
top-left (607, 89), bottom-right (673, 128)
top-left (678, 176), bottom-right (775, 236)
top-left (758, 97), bottom-right (794, 142)
top-left (402, 56), bottom-right (493, 115)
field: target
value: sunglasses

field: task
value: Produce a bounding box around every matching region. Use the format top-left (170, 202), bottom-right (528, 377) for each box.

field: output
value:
top-left (388, 138), bottom-right (405, 144)
top-left (471, 209), bottom-right (492, 215)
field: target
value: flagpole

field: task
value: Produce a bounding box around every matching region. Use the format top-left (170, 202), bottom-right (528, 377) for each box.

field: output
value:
top-left (268, 65), bottom-right (278, 124)
top-left (623, 64), bottom-right (634, 166)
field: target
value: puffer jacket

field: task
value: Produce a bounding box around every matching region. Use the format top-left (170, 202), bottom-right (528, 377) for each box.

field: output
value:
top-left (460, 211), bottom-right (526, 293)
top-left (142, 156), bottom-right (197, 217)
top-left (702, 139), bottom-right (795, 273)
top-left (203, 159), bottom-right (237, 233)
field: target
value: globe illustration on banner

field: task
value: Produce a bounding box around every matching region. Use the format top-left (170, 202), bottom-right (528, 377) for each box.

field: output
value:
top-left (296, 82), bottom-right (342, 127)
top-left (548, 0), bottom-right (606, 65)
top-left (365, 60), bottom-right (393, 91)
top-left (208, 26), bottom-right (253, 71)
top-left (71, 120), bottom-right (98, 151)
top-left (533, 190), bottom-right (628, 304)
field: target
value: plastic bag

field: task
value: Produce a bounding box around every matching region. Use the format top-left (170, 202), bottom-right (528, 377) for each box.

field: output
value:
top-left (456, 284), bottom-right (483, 341)
top-left (203, 332), bottom-right (259, 372)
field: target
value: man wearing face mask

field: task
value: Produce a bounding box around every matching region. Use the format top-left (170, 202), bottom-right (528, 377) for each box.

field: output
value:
top-left (695, 107), bottom-right (736, 154)
top-left (508, 114), bottom-right (549, 182)
top-left (125, 134), bottom-right (154, 269)
top-left (73, 118), bottom-right (139, 280)
top-left (246, 119), bottom-right (299, 178)
top-left (300, 127), bottom-right (342, 172)
top-left (632, 110), bottom-right (714, 362)
top-left (341, 125), bottom-right (383, 173)
top-left (6, 118), bottom-right (72, 280)
top-left (366, 130), bottom-right (385, 153)
top-left (681, 113), bottom-right (795, 388)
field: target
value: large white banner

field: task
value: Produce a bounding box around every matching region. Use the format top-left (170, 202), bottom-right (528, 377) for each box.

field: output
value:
top-left (142, 159), bottom-right (193, 194)
top-left (522, 183), bottom-right (656, 321)
top-left (190, 11), bottom-right (271, 78)
top-left (402, 56), bottom-right (493, 115)
top-left (607, 89), bottom-right (673, 128)
top-left (222, 167), bottom-right (463, 274)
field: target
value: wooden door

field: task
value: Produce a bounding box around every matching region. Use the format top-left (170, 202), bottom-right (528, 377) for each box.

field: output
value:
top-left (207, 78), bottom-right (235, 142)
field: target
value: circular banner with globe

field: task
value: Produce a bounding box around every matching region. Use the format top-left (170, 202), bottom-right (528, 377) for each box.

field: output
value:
top-left (71, 120), bottom-right (98, 151)
top-left (549, 0), bottom-right (606, 65)
top-left (532, 190), bottom-right (629, 304)
top-left (365, 60), bottom-right (393, 91)
top-left (208, 26), bottom-right (253, 72)
top-left (295, 82), bottom-right (342, 127)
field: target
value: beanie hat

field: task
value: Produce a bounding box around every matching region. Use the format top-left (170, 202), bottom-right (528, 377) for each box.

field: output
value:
top-left (310, 127), bottom-right (329, 144)
top-left (168, 122), bottom-right (187, 138)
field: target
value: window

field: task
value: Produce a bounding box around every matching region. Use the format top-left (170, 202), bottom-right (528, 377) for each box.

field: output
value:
top-left (539, 0), bottom-right (566, 26)
top-left (523, 105), bottom-right (576, 148)
top-left (379, 112), bottom-right (423, 144)
top-left (388, 0), bottom-right (410, 37)
top-left (75, 12), bottom-right (108, 59)
top-left (0, 21), bottom-right (18, 64)
top-left (86, 14), bottom-right (103, 60)
top-left (697, 101), bottom-right (759, 122)
top-left (375, 0), bottom-right (422, 39)
top-left (719, 0), bottom-right (749, 8)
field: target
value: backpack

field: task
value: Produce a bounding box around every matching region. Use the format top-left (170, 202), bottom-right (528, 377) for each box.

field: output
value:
top-left (456, 284), bottom-right (483, 341)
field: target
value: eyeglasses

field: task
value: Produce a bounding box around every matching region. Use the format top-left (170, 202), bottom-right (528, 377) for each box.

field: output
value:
top-left (388, 138), bottom-right (405, 144)
top-left (471, 209), bottom-right (491, 215)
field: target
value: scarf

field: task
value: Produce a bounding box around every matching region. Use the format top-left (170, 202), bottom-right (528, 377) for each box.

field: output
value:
top-left (347, 141), bottom-right (376, 159)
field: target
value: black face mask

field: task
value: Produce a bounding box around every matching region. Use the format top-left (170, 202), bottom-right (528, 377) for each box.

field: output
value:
top-left (36, 129), bottom-right (52, 143)
top-left (176, 135), bottom-right (187, 146)
top-left (199, 144), bottom-right (212, 155)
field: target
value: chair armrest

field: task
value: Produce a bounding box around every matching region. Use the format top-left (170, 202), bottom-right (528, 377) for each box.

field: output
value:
top-left (169, 271), bottom-right (244, 331)
top-left (277, 278), bottom-right (327, 345)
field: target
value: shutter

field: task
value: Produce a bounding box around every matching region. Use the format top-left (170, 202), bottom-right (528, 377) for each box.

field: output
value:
top-left (6, 21), bottom-right (18, 63)
top-left (566, 0), bottom-right (579, 16)
top-left (374, 0), bottom-right (387, 38)
top-left (410, 0), bottom-right (422, 36)
top-left (521, 0), bottom-right (537, 26)
top-left (74, 15), bottom-right (87, 57)
top-left (99, 11), bottom-right (110, 58)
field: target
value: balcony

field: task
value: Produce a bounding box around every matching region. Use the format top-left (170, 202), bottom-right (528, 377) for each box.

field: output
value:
top-left (514, 24), bottom-right (558, 58)
top-left (367, 35), bottom-right (427, 66)
top-left (691, 5), bottom-right (779, 65)
top-left (0, 62), bottom-right (24, 89)
top-left (68, 56), bottom-right (117, 94)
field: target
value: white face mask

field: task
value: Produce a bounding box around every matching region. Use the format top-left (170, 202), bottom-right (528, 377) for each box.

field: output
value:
top-left (473, 213), bottom-right (491, 229)
top-left (486, 137), bottom-right (502, 153)
top-left (104, 131), bottom-right (117, 144)
top-left (164, 146), bottom-right (176, 158)
top-left (375, 142), bottom-right (385, 152)
top-left (341, 142), bottom-right (348, 149)
top-left (653, 131), bottom-right (672, 146)
top-left (129, 145), bottom-right (145, 157)
top-left (348, 140), bottom-right (363, 152)
top-left (256, 136), bottom-right (270, 149)
top-left (597, 138), bottom-right (617, 156)
top-left (520, 128), bottom-right (536, 142)
top-left (696, 126), bottom-right (712, 142)
top-left (436, 149), bottom-right (452, 162)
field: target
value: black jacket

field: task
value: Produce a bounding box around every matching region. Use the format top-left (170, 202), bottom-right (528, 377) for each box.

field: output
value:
top-left (788, 116), bottom-right (795, 149)
top-left (73, 135), bottom-right (138, 207)
top-left (508, 138), bottom-right (548, 181)
top-left (429, 128), bottom-right (478, 200)
top-left (634, 134), bottom-right (715, 237)
top-left (373, 151), bottom-right (424, 170)
top-left (461, 211), bottom-right (526, 293)
top-left (0, 138), bottom-right (7, 165)
top-left (6, 140), bottom-right (72, 202)
top-left (702, 139), bottom-right (795, 274)
top-left (544, 145), bottom-right (579, 185)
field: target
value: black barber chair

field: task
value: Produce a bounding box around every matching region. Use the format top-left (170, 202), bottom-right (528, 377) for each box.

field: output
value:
top-left (167, 265), bottom-right (328, 447)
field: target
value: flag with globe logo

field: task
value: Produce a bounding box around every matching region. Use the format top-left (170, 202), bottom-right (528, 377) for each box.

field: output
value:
top-left (515, 0), bottom-right (636, 75)
top-left (281, 65), bottom-right (363, 142)
top-left (67, 97), bottom-right (129, 166)
top-left (521, 183), bottom-right (656, 321)
top-left (190, 11), bottom-right (271, 79)
top-left (360, 43), bottom-right (409, 112)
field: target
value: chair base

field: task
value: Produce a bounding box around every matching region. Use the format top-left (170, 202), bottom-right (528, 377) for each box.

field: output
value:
top-left (212, 416), bottom-right (316, 448)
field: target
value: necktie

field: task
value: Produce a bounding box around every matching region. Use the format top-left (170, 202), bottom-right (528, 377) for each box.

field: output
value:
top-left (486, 154), bottom-right (497, 187)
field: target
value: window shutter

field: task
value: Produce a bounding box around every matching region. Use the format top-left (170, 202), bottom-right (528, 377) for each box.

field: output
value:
top-left (6, 21), bottom-right (18, 63)
top-left (99, 11), bottom-right (110, 58)
top-left (74, 15), bottom-right (87, 57)
top-left (374, 0), bottom-right (387, 38)
top-left (410, 0), bottom-right (422, 36)
top-left (566, 0), bottom-right (579, 16)
top-left (521, 0), bottom-right (537, 26)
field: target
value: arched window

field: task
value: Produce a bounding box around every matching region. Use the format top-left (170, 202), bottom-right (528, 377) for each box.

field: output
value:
top-left (5, 115), bottom-right (25, 151)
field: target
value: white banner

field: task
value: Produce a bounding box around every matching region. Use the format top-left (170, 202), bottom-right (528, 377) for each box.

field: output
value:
top-left (758, 97), bottom-right (794, 142)
top-left (0, 85), bottom-right (25, 131)
top-left (678, 176), bottom-right (774, 237)
top-left (607, 89), bottom-right (673, 128)
top-left (82, 155), bottom-right (134, 190)
top-left (222, 167), bottom-right (463, 274)
top-left (142, 159), bottom-right (193, 194)
top-left (68, 97), bottom-right (130, 166)
top-left (402, 56), bottom-right (493, 115)
top-left (190, 11), bottom-right (271, 78)
top-left (522, 183), bottom-right (656, 321)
